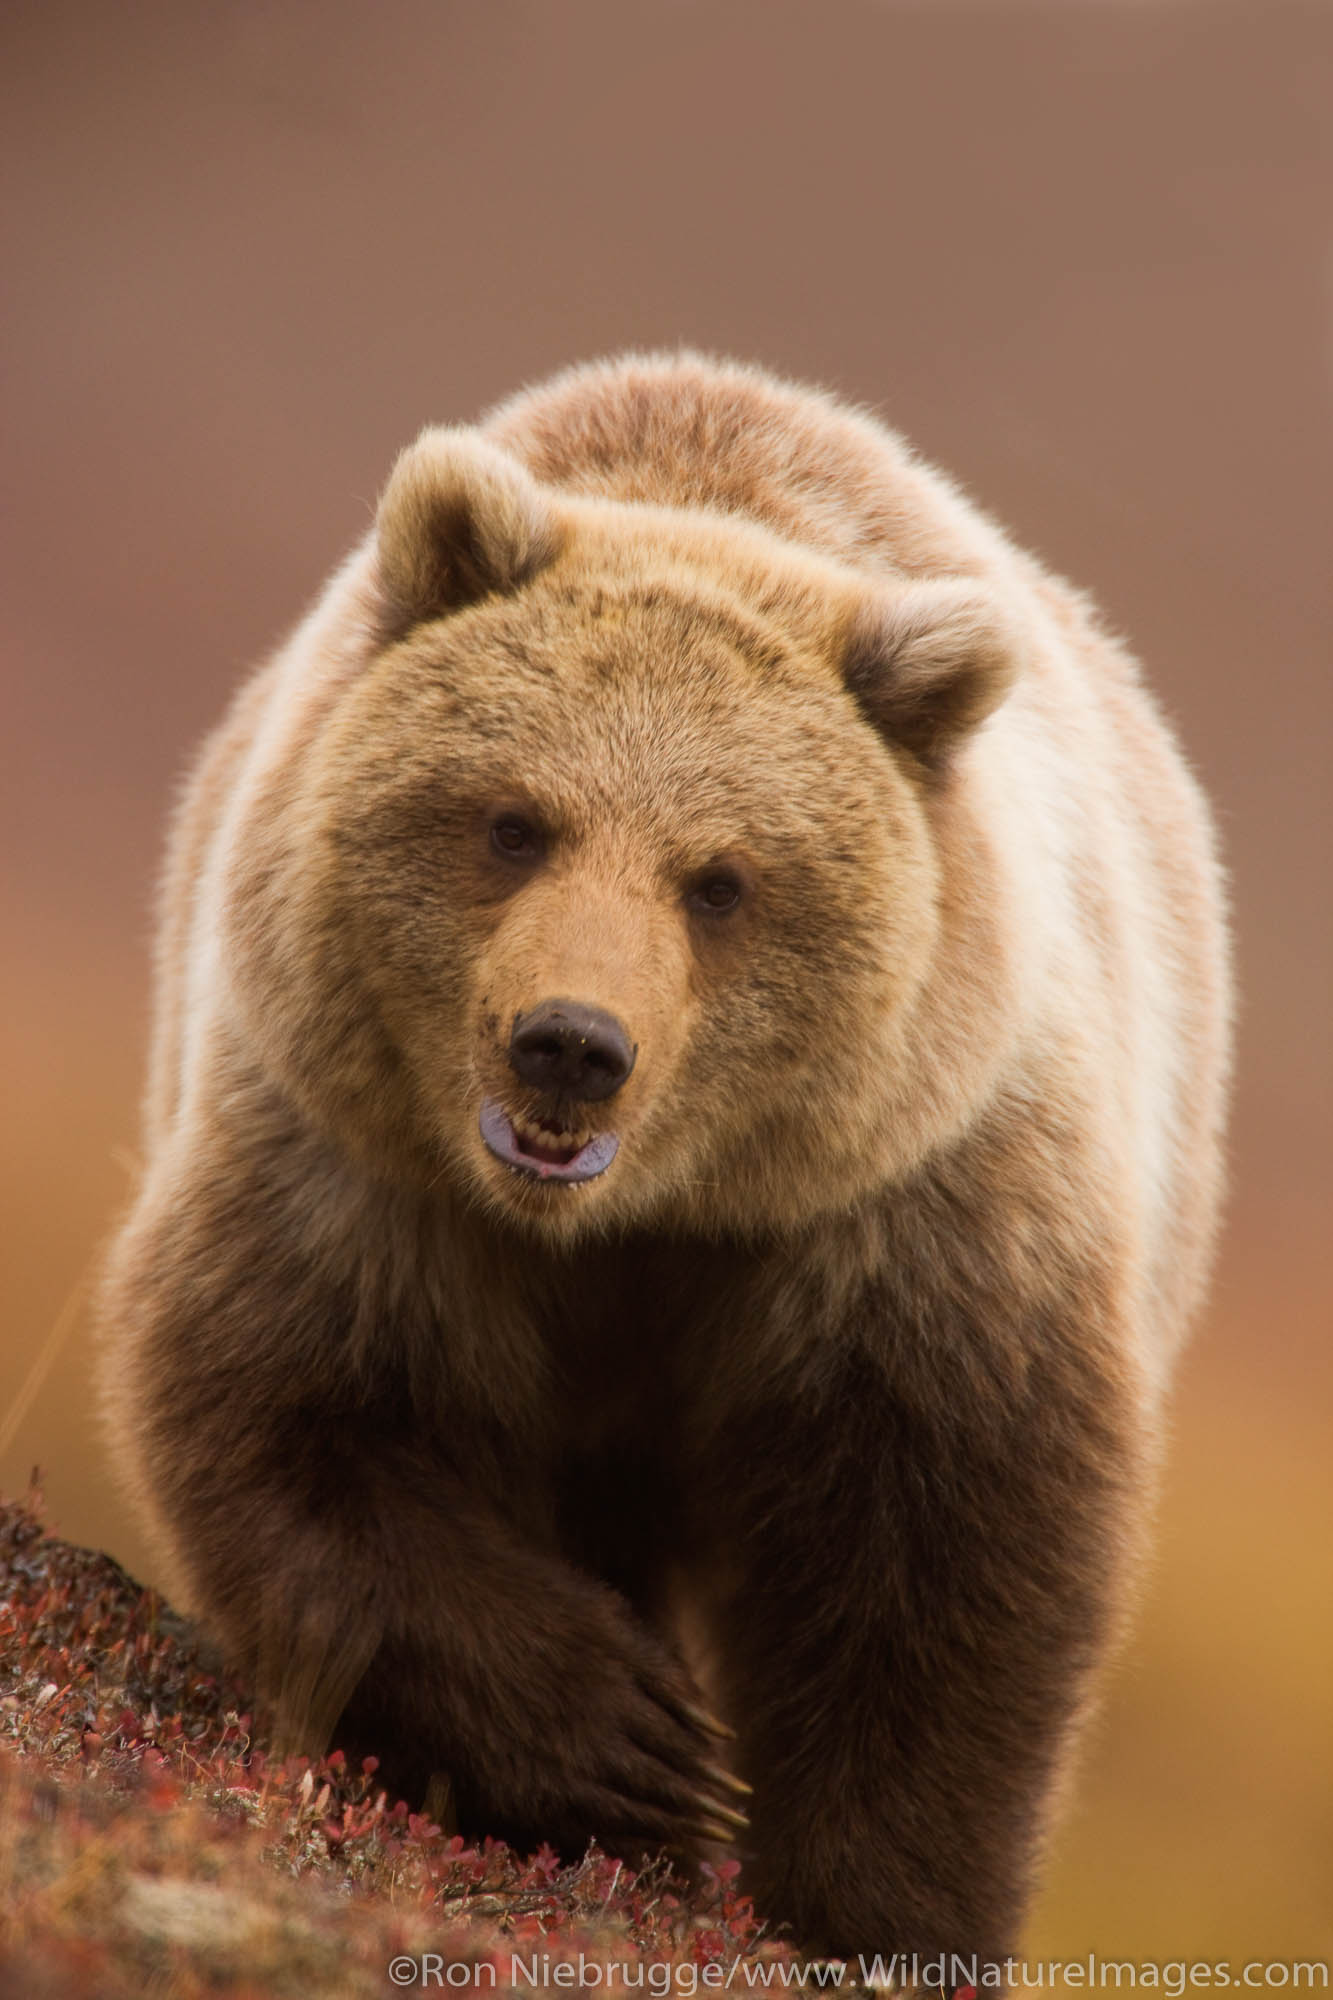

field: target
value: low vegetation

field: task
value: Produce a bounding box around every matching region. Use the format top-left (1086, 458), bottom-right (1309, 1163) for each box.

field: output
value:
top-left (0, 1489), bottom-right (786, 1997)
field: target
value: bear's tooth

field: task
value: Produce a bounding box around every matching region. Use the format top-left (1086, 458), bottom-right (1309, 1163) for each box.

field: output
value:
top-left (506, 1109), bottom-right (603, 1152)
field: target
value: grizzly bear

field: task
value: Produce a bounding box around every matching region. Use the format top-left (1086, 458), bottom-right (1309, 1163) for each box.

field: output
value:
top-left (99, 352), bottom-right (1231, 1962)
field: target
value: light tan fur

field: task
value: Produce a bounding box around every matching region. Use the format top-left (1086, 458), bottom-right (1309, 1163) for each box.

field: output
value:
top-left (99, 352), bottom-right (1231, 1960)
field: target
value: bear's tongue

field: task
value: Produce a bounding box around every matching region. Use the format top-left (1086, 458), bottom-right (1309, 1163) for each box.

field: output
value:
top-left (521, 1127), bottom-right (584, 1166)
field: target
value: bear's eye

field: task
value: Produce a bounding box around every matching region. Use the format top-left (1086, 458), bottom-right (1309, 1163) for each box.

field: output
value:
top-left (688, 869), bottom-right (744, 915)
top-left (489, 813), bottom-right (543, 862)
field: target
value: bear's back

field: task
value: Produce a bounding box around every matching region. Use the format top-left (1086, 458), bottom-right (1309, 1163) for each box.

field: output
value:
top-left (484, 351), bottom-right (1007, 584)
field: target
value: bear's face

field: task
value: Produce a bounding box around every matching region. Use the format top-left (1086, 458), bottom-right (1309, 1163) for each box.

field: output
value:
top-left (318, 569), bottom-right (938, 1240)
top-left (229, 430), bottom-right (1019, 1241)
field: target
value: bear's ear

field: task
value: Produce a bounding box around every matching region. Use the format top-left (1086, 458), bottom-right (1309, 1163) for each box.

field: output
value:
top-left (374, 427), bottom-right (564, 640)
top-left (841, 578), bottom-right (1021, 769)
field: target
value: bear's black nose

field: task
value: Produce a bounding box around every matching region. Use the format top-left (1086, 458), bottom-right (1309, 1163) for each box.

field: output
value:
top-left (508, 1000), bottom-right (637, 1103)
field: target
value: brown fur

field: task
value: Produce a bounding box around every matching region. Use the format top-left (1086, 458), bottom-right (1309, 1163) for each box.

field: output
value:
top-left (98, 353), bottom-right (1231, 1961)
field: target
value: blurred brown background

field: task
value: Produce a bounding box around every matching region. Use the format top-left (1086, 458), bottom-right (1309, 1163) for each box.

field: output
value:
top-left (2, 0), bottom-right (1330, 1964)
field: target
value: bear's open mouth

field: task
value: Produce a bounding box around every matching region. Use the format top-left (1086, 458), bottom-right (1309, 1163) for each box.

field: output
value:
top-left (479, 1097), bottom-right (620, 1184)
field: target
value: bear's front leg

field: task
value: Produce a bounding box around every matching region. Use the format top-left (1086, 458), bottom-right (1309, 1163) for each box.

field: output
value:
top-left (695, 1299), bottom-right (1148, 1963)
top-left (100, 1191), bottom-right (745, 1864)
top-left (150, 1386), bottom-right (745, 1859)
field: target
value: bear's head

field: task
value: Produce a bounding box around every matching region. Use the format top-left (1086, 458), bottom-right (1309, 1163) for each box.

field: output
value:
top-left (225, 427), bottom-right (1023, 1241)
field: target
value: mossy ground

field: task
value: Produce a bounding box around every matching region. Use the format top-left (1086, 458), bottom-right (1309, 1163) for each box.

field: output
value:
top-left (0, 1489), bottom-right (789, 1998)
